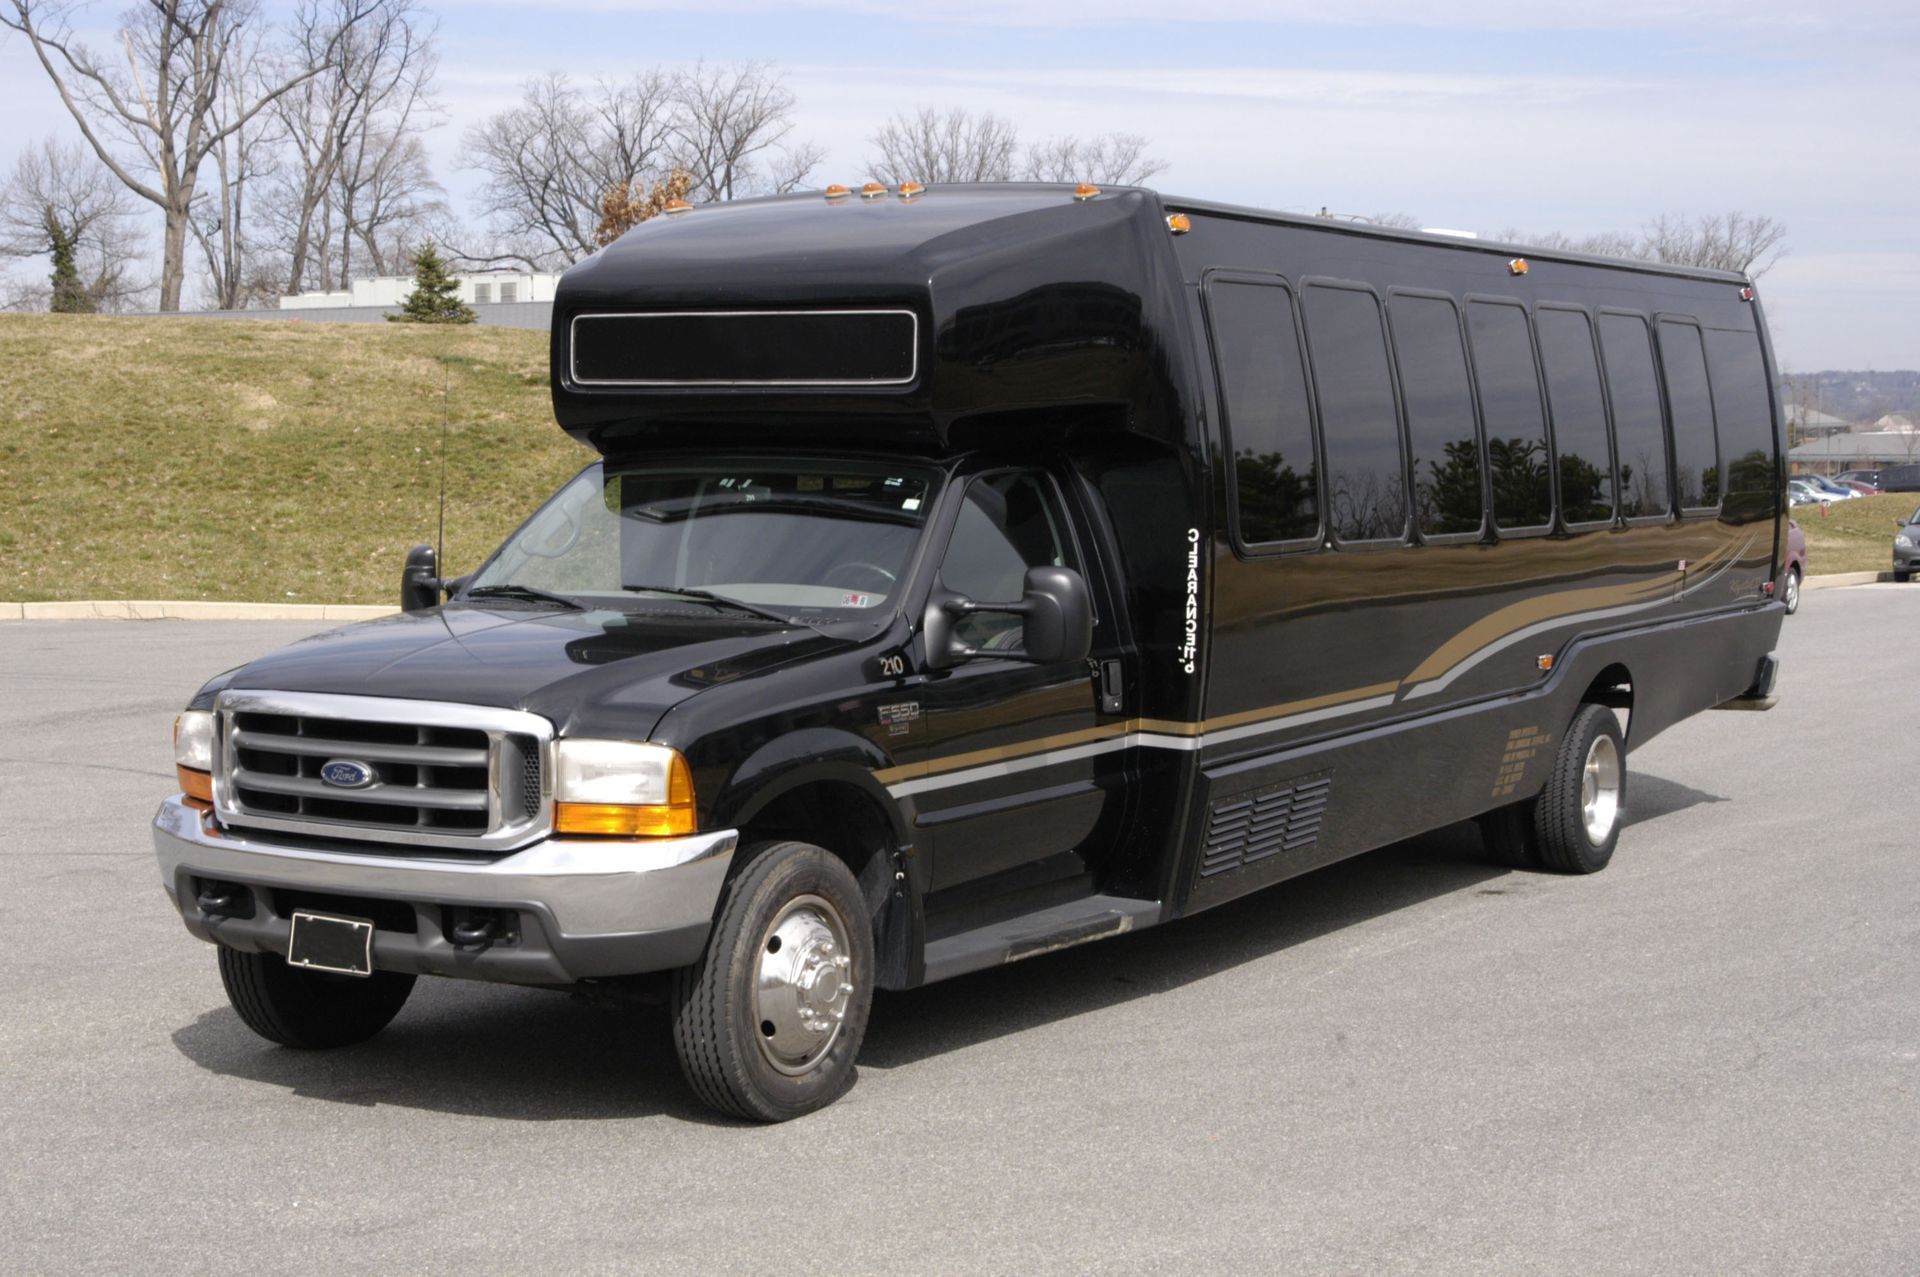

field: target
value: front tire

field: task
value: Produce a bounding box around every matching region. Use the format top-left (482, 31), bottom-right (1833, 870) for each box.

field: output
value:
top-left (217, 946), bottom-right (415, 1048)
top-left (1783, 566), bottom-right (1801, 615)
top-left (672, 841), bottom-right (875, 1122)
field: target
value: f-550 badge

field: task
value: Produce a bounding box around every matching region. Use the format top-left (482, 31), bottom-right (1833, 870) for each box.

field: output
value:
top-left (878, 702), bottom-right (921, 737)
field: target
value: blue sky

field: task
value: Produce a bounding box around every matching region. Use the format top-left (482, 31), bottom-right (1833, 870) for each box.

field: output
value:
top-left (4, 0), bottom-right (1916, 370)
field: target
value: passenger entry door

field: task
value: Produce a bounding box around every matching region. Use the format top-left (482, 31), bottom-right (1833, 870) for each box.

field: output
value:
top-left (908, 470), bottom-right (1126, 897)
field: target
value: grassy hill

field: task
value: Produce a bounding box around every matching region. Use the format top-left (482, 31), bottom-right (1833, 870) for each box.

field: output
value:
top-left (0, 314), bottom-right (590, 604)
top-left (1791, 493), bottom-right (1916, 575)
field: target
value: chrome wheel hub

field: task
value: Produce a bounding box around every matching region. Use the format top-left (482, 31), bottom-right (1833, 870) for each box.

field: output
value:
top-left (1581, 734), bottom-right (1622, 845)
top-left (752, 895), bottom-right (854, 1075)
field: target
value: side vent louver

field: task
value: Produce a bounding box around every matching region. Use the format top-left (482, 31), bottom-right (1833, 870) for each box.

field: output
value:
top-left (1201, 775), bottom-right (1331, 878)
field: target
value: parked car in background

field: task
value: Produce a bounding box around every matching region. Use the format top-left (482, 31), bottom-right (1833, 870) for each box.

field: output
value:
top-left (1895, 507), bottom-right (1920, 583)
top-left (1837, 469), bottom-right (1885, 489)
top-left (1788, 480), bottom-right (1823, 507)
top-left (1797, 474), bottom-right (1861, 501)
top-left (1785, 518), bottom-right (1805, 614)
top-left (1835, 479), bottom-right (1880, 495)
top-left (1879, 464), bottom-right (1920, 493)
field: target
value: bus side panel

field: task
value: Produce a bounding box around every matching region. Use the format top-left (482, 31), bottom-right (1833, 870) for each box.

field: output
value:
top-left (1170, 605), bottom-right (1778, 916)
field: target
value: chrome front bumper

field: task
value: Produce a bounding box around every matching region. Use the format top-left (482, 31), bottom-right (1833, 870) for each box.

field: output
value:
top-left (152, 795), bottom-right (738, 985)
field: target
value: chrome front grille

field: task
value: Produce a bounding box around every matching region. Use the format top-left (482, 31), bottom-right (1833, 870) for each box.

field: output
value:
top-left (212, 691), bottom-right (553, 853)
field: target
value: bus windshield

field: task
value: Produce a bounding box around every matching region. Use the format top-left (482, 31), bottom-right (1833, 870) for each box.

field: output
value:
top-left (465, 460), bottom-right (941, 622)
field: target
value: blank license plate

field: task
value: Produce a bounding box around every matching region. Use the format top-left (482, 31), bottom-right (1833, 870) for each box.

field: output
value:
top-left (287, 910), bottom-right (375, 977)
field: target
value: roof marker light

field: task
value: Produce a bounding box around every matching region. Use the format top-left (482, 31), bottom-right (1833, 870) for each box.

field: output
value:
top-left (861, 181), bottom-right (887, 199)
top-left (1166, 213), bottom-right (1192, 235)
top-left (1740, 287), bottom-right (1755, 302)
top-left (1508, 257), bottom-right (1529, 275)
top-left (1073, 183), bottom-right (1100, 201)
top-left (824, 184), bottom-right (850, 200)
top-left (663, 198), bottom-right (691, 214)
top-left (897, 181), bottom-right (925, 198)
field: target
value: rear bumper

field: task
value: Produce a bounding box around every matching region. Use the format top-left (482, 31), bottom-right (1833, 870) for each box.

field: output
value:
top-left (152, 795), bottom-right (736, 985)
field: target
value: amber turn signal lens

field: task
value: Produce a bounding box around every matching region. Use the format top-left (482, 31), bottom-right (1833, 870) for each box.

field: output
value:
top-left (555, 801), bottom-right (697, 837)
top-left (1073, 183), bottom-right (1100, 201)
top-left (176, 765), bottom-right (213, 803)
top-left (1166, 213), bottom-right (1192, 234)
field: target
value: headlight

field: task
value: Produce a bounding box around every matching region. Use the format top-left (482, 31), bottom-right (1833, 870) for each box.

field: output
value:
top-left (173, 711), bottom-right (215, 803)
top-left (1897, 534), bottom-right (1914, 549)
top-left (174, 711), bottom-right (215, 771)
top-left (552, 739), bottom-right (696, 836)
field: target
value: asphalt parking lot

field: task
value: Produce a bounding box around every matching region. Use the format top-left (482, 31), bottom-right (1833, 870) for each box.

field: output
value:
top-left (1, 590), bottom-right (1915, 1274)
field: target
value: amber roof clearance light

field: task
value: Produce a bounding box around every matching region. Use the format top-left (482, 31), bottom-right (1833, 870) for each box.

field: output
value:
top-left (1073, 183), bottom-right (1100, 201)
top-left (860, 181), bottom-right (888, 199)
top-left (1508, 257), bottom-right (1530, 275)
top-left (1166, 213), bottom-right (1192, 235)
top-left (898, 181), bottom-right (925, 198)
top-left (662, 198), bottom-right (691, 214)
top-left (824, 184), bottom-right (850, 200)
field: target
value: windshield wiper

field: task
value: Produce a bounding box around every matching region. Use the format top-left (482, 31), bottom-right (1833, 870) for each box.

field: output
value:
top-left (464, 583), bottom-right (586, 611)
top-left (619, 584), bottom-right (796, 625)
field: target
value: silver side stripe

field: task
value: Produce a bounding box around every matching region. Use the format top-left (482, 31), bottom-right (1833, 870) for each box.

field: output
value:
top-left (885, 694), bottom-right (1396, 799)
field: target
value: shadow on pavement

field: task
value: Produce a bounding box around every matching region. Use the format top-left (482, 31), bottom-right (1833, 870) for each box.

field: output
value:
top-left (172, 793), bottom-right (1724, 1117)
top-left (171, 984), bottom-right (725, 1124)
top-left (1626, 773), bottom-right (1729, 823)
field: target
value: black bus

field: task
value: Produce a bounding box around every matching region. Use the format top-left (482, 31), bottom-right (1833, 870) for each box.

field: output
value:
top-left (156, 183), bottom-right (1784, 1120)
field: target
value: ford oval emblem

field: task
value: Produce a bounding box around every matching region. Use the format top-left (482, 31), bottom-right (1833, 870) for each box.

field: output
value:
top-left (320, 759), bottom-right (376, 789)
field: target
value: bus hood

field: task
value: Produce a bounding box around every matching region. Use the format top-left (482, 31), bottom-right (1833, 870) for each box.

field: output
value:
top-left (219, 603), bottom-right (859, 740)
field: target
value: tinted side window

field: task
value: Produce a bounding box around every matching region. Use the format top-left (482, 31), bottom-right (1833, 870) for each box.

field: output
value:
top-left (1599, 313), bottom-right (1671, 518)
top-left (1206, 279), bottom-right (1318, 545)
top-left (942, 473), bottom-right (1075, 652)
top-left (1388, 294), bottom-right (1483, 537)
top-left (1467, 301), bottom-right (1552, 530)
top-left (1658, 320), bottom-right (1720, 510)
top-left (1703, 328), bottom-right (1776, 524)
top-left (1302, 285), bottom-right (1406, 541)
top-left (1535, 308), bottom-right (1615, 525)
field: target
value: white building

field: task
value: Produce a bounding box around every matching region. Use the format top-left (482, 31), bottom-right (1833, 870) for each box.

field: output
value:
top-left (279, 270), bottom-right (562, 310)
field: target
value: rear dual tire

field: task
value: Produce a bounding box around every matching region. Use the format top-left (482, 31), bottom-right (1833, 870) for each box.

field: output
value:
top-left (1480, 702), bottom-right (1626, 875)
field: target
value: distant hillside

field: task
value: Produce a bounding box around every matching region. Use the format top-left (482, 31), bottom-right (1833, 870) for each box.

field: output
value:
top-left (1778, 370), bottom-right (1920, 424)
top-left (0, 314), bottom-right (585, 603)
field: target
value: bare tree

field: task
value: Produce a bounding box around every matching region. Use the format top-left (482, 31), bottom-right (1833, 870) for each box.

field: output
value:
top-left (0, 135), bottom-right (146, 310)
top-left (668, 60), bottom-right (819, 202)
top-left (1497, 213), bottom-right (1786, 277)
top-left (270, 0), bottom-right (435, 295)
top-left (1021, 132), bottom-right (1166, 185)
top-left (338, 129), bottom-right (443, 276)
top-left (1640, 212), bottom-right (1787, 278)
top-left (462, 71), bottom-right (676, 267)
top-left (190, 27), bottom-right (280, 308)
top-left (3, 0), bottom-right (380, 310)
top-left (868, 107), bottom-right (1018, 185)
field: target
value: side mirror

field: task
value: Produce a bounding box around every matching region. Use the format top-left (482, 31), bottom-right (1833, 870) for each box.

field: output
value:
top-left (922, 566), bottom-right (1094, 670)
top-left (400, 543), bottom-right (442, 613)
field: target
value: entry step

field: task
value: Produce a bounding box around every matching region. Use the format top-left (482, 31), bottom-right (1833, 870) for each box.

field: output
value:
top-left (923, 894), bottom-right (1163, 984)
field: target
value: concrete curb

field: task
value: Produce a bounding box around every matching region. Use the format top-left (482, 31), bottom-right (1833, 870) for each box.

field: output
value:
top-left (1803, 571), bottom-right (1896, 591)
top-left (0, 600), bottom-right (396, 621)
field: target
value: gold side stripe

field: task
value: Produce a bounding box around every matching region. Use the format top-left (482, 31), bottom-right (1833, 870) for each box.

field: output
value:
top-left (882, 539), bottom-right (1758, 790)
